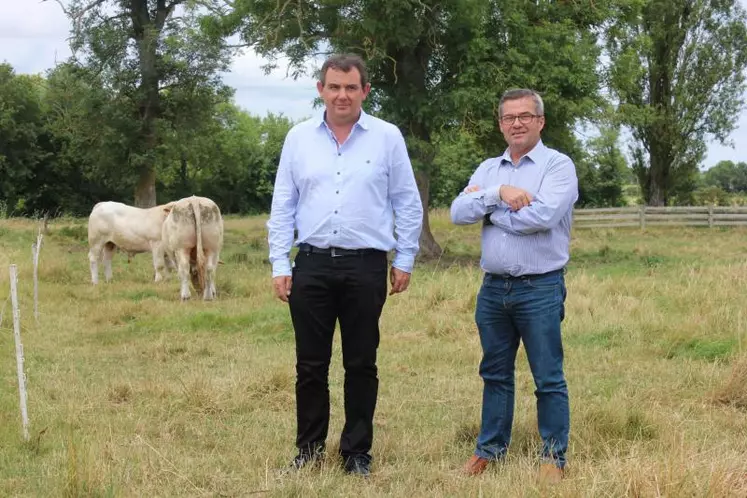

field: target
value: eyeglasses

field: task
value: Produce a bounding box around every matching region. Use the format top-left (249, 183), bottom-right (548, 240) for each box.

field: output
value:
top-left (499, 113), bottom-right (542, 126)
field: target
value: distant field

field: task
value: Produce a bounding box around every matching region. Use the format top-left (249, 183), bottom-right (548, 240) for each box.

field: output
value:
top-left (1, 211), bottom-right (747, 497)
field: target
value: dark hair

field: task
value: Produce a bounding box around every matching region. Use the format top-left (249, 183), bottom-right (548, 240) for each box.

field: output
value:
top-left (498, 89), bottom-right (544, 116)
top-left (319, 53), bottom-right (369, 87)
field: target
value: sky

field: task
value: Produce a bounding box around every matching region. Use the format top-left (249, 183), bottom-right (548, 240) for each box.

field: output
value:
top-left (1, 0), bottom-right (744, 169)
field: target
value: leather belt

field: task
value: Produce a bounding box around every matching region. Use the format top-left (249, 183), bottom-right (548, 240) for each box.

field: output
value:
top-left (298, 243), bottom-right (383, 257)
top-left (487, 268), bottom-right (564, 280)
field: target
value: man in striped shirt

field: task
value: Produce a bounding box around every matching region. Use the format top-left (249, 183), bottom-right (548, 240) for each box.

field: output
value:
top-left (450, 89), bottom-right (578, 484)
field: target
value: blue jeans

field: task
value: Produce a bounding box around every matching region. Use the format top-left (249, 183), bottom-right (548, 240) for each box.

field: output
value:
top-left (473, 270), bottom-right (569, 467)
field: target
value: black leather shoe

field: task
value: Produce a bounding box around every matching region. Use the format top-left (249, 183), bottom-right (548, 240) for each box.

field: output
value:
top-left (343, 454), bottom-right (371, 477)
top-left (280, 447), bottom-right (325, 475)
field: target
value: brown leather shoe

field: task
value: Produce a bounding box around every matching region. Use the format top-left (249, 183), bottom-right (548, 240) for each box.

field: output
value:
top-left (538, 463), bottom-right (564, 484)
top-left (464, 455), bottom-right (490, 476)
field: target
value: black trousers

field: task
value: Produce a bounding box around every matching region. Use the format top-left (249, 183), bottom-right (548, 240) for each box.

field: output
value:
top-left (288, 248), bottom-right (388, 460)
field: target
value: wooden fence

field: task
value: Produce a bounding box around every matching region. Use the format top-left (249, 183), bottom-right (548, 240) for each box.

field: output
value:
top-left (573, 206), bottom-right (747, 229)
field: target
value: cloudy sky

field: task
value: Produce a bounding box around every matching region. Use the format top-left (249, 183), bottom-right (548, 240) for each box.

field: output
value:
top-left (1, 0), bottom-right (744, 169)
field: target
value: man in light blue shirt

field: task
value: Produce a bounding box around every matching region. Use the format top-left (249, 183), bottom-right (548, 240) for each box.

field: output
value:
top-left (451, 89), bottom-right (578, 484)
top-left (267, 53), bottom-right (423, 477)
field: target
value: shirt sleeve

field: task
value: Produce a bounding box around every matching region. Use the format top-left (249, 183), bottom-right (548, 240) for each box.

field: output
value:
top-left (388, 129), bottom-right (424, 273)
top-left (450, 160), bottom-right (502, 225)
top-left (488, 154), bottom-right (578, 235)
top-left (266, 130), bottom-right (299, 277)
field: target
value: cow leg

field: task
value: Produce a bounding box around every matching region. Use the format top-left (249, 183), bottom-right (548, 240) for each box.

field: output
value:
top-left (153, 245), bottom-right (166, 283)
top-left (165, 251), bottom-right (177, 270)
top-left (88, 244), bottom-right (103, 285)
top-left (175, 248), bottom-right (192, 301)
top-left (103, 242), bottom-right (115, 282)
top-left (203, 250), bottom-right (219, 300)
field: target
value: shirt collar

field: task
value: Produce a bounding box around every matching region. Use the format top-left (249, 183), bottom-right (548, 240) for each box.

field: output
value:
top-left (316, 108), bottom-right (370, 131)
top-left (500, 139), bottom-right (547, 166)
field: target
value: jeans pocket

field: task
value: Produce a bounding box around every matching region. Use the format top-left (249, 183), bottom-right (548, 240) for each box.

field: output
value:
top-left (526, 277), bottom-right (559, 291)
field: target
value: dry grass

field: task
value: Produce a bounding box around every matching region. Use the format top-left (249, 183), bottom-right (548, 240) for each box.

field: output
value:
top-left (1, 211), bottom-right (747, 496)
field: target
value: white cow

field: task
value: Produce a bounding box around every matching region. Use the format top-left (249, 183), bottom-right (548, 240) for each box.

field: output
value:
top-left (87, 201), bottom-right (175, 284)
top-left (157, 195), bottom-right (224, 301)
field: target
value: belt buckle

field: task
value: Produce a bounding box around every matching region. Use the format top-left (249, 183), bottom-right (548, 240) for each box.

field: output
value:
top-left (330, 247), bottom-right (341, 257)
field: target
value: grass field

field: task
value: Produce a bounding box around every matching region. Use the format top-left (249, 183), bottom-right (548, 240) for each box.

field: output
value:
top-left (1, 210), bottom-right (747, 497)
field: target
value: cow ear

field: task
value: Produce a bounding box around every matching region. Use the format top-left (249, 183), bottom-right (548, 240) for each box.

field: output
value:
top-left (163, 203), bottom-right (174, 214)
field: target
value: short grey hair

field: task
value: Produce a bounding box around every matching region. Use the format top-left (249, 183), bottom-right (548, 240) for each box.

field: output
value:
top-left (498, 89), bottom-right (544, 116)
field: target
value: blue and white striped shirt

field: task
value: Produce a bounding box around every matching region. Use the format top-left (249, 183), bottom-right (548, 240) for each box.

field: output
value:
top-left (267, 110), bottom-right (423, 277)
top-left (450, 140), bottom-right (578, 276)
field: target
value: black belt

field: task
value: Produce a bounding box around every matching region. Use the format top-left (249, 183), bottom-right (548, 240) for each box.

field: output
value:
top-left (487, 268), bottom-right (564, 280)
top-left (297, 243), bottom-right (383, 257)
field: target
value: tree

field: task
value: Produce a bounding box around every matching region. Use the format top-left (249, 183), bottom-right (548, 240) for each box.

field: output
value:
top-left (43, 63), bottom-right (138, 211)
top-left (703, 160), bottom-right (747, 193)
top-left (586, 125), bottom-right (629, 207)
top-left (215, 0), bottom-right (606, 258)
top-left (172, 104), bottom-right (294, 214)
top-left (0, 64), bottom-right (47, 214)
top-left (606, 0), bottom-right (747, 206)
top-left (46, 0), bottom-right (234, 207)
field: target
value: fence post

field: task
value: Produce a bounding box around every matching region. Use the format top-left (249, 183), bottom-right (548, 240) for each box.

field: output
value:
top-left (639, 205), bottom-right (646, 229)
top-left (9, 264), bottom-right (30, 441)
top-left (32, 228), bottom-right (42, 322)
top-left (708, 205), bottom-right (714, 228)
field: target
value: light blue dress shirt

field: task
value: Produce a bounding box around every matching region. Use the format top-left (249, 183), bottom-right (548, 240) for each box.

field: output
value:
top-left (450, 140), bottom-right (578, 276)
top-left (267, 110), bottom-right (423, 278)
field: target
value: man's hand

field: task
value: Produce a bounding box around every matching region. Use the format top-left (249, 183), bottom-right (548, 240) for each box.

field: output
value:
top-left (464, 185), bottom-right (481, 194)
top-left (499, 185), bottom-right (534, 211)
top-left (273, 276), bottom-right (292, 302)
top-left (389, 267), bottom-right (411, 295)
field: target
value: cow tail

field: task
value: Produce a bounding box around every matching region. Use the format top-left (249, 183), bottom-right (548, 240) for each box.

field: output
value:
top-left (191, 197), bottom-right (207, 292)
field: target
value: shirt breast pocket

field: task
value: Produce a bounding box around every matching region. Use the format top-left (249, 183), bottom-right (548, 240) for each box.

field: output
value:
top-left (515, 174), bottom-right (543, 194)
top-left (363, 154), bottom-right (389, 182)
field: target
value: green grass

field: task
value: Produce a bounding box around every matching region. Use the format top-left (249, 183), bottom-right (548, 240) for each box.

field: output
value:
top-left (1, 211), bottom-right (747, 496)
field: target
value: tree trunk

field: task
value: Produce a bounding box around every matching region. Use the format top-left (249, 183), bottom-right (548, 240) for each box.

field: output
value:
top-left (646, 127), bottom-right (673, 207)
top-left (135, 167), bottom-right (157, 207)
top-left (415, 170), bottom-right (442, 259)
top-left (383, 43), bottom-right (443, 259)
top-left (129, 0), bottom-right (176, 208)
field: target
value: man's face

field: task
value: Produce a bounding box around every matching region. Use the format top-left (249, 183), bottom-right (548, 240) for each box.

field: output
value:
top-left (317, 67), bottom-right (370, 125)
top-left (499, 97), bottom-right (545, 152)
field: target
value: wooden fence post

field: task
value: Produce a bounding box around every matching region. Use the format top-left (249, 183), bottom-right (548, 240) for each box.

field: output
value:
top-left (9, 264), bottom-right (30, 441)
top-left (708, 205), bottom-right (714, 228)
top-left (639, 205), bottom-right (646, 229)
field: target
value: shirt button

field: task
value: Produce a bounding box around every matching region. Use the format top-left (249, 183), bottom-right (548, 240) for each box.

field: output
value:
top-left (336, 190), bottom-right (339, 194)
top-left (333, 230), bottom-right (338, 234)
top-left (334, 210), bottom-right (338, 214)
top-left (337, 172), bottom-right (340, 175)
top-left (338, 152), bottom-right (342, 156)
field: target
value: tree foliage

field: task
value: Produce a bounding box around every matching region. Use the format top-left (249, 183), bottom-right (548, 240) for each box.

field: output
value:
top-left (48, 0), bottom-right (234, 206)
top-left (4, 0), bottom-right (747, 219)
top-left (215, 0), bottom-right (608, 257)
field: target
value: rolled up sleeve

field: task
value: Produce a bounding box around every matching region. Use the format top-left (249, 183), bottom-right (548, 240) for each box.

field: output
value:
top-left (489, 155), bottom-right (578, 235)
